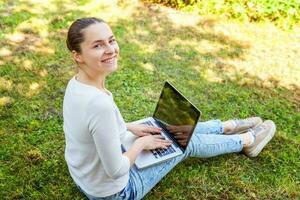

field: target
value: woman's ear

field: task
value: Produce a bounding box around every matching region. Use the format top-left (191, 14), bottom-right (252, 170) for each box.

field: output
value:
top-left (72, 50), bottom-right (84, 63)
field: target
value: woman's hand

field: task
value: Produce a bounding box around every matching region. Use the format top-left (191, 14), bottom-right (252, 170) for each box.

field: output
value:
top-left (137, 135), bottom-right (173, 150)
top-left (125, 134), bottom-right (173, 166)
top-left (126, 123), bottom-right (162, 137)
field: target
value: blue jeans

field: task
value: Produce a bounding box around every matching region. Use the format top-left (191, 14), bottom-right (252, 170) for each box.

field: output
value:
top-left (78, 120), bottom-right (243, 200)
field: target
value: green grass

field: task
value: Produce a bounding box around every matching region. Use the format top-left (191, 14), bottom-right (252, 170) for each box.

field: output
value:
top-left (0, 0), bottom-right (299, 199)
top-left (143, 0), bottom-right (300, 30)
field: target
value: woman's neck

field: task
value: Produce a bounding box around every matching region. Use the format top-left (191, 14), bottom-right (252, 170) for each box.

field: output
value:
top-left (76, 68), bottom-right (106, 91)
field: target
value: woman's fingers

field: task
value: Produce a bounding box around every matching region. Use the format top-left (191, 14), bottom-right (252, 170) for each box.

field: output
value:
top-left (152, 134), bottom-right (165, 139)
top-left (156, 139), bottom-right (172, 147)
top-left (160, 145), bottom-right (170, 149)
top-left (156, 142), bottom-right (172, 149)
top-left (140, 125), bottom-right (162, 135)
top-left (146, 126), bottom-right (162, 133)
top-left (145, 134), bottom-right (172, 150)
top-left (155, 139), bottom-right (172, 145)
top-left (152, 136), bottom-right (172, 145)
top-left (140, 132), bottom-right (151, 136)
top-left (159, 139), bottom-right (172, 144)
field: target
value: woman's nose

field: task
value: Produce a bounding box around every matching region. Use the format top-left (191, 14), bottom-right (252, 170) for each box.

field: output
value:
top-left (104, 44), bottom-right (115, 54)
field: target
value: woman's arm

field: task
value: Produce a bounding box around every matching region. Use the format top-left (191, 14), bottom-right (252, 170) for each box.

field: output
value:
top-left (88, 97), bottom-right (131, 179)
top-left (88, 96), bottom-right (172, 176)
top-left (123, 138), bottom-right (145, 167)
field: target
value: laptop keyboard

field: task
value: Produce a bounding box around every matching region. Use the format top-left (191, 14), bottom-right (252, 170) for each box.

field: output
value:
top-left (142, 121), bottom-right (176, 158)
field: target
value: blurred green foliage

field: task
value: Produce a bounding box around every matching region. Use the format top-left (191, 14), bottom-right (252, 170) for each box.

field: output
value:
top-left (143, 0), bottom-right (300, 29)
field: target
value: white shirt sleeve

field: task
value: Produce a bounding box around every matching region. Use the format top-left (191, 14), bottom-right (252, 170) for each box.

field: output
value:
top-left (86, 95), bottom-right (130, 179)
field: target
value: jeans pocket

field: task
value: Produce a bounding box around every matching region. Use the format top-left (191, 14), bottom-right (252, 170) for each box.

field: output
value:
top-left (118, 182), bottom-right (134, 200)
top-left (117, 186), bottom-right (126, 199)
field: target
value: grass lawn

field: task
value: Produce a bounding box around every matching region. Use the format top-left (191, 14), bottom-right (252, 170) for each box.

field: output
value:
top-left (0, 0), bottom-right (299, 199)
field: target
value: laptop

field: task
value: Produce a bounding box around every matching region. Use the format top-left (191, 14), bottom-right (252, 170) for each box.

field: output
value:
top-left (122, 81), bottom-right (201, 169)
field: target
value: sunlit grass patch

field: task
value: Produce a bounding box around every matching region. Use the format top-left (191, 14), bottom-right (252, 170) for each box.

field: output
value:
top-left (0, 96), bottom-right (13, 107)
top-left (0, 0), bottom-right (299, 199)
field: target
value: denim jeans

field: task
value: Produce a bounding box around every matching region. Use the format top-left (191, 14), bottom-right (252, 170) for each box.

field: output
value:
top-left (77, 120), bottom-right (243, 200)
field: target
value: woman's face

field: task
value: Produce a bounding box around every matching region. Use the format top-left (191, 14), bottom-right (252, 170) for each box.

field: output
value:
top-left (76, 22), bottom-right (119, 75)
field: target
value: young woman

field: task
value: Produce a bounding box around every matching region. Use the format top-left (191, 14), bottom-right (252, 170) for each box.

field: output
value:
top-left (63, 17), bottom-right (276, 200)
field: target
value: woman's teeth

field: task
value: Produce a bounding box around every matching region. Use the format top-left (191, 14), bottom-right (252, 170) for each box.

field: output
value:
top-left (102, 57), bottom-right (115, 63)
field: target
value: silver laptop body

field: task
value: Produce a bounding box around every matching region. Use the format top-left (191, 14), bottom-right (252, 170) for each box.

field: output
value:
top-left (122, 82), bottom-right (201, 169)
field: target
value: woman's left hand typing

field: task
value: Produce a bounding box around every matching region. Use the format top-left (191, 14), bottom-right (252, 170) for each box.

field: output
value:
top-left (126, 123), bottom-right (162, 137)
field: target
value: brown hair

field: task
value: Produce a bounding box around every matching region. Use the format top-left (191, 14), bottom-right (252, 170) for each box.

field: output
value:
top-left (66, 17), bottom-right (105, 53)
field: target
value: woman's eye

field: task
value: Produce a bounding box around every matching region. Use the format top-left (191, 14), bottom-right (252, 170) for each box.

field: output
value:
top-left (94, 44), bottom-right (103, 48)
top-left (94, 40), bottom-right (116, 48)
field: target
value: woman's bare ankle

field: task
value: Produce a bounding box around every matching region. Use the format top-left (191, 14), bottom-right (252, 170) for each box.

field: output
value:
top-left (222, 120), bottom-right (236, 134)
top-left (240, 131), bottom-right (255, 147)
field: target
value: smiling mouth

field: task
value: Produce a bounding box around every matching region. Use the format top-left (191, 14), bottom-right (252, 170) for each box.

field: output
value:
top-left (101, 56), bottom-right (116, 64)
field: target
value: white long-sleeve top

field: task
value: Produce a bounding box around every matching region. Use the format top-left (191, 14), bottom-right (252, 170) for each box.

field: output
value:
top-left (63, 76), bottom-right (130, 197)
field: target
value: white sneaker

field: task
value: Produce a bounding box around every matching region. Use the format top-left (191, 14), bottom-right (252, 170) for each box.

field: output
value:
top-left (243, 120), bottom-right (276, 157)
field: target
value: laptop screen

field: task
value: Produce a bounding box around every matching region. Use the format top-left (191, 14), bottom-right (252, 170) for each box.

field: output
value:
top-left (153, 82), bottom-right (201, 151)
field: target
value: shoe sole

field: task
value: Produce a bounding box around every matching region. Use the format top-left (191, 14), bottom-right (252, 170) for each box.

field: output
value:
top-left (245, 120), bottom-right (276, 157)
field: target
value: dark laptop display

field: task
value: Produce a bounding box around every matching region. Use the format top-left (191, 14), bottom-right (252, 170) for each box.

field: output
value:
top-left (153, 82), bottom-right (201, 151)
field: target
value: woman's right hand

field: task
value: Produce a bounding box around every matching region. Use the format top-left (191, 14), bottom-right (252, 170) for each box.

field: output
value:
top-left (137, 134), bottom-right (173, 150)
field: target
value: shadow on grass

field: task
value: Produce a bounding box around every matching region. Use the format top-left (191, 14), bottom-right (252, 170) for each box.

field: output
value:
top-left (0, 1), bottom-right (299, 199)
top-left (107, 3), bottom-right (299, 199)
top-left (108, 2), bottom-right (299, 133)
